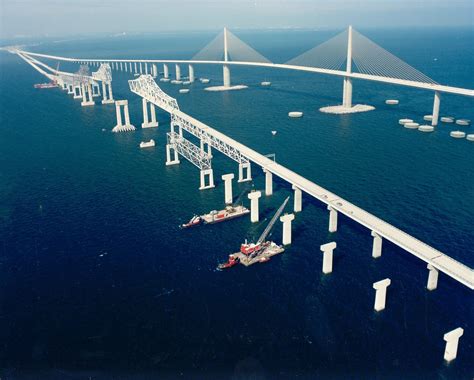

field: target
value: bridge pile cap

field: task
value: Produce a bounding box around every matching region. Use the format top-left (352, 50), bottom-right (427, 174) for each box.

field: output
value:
top-left (399, 118), bottom-right (413, 125)
top-left (385, 99), bottom-right (399, 105)
top-left (404, 122), bottom-right (420, 129)
top-left (423, 115), bottom-right (433, 121)
top-left (466, 134), bottom-right (474, 141)
top-left (456, 119), bottom-right (471, 126)
top-left (441, 116), bottom-right (455, 123)
top-left (289, 112), bottom-right (303, 118)
top-left (450, 131), bottom-right (466, 138)
top-left (418, 125), bottom-right (434, 132)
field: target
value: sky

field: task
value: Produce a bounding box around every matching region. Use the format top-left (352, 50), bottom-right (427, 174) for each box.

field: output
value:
top-left (1, 0), bottom-right (473, 39)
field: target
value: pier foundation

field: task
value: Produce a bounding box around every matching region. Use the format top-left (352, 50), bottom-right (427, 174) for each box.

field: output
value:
top-left (152, 64), bottom-right (158, 78)
top-left (373, 278), bottom-right (391, 312)
top-left (320, 242), bottom-right (336, 274)
top-left (112, 100), bottom-right (135, 132)
top-left (292, 185), bottom-right (302, 213)
top-left (280, 213), bottom-right (295, 245)
top-left (199, 169), bottom-right (215, 190)
top-left (248, 191), bottom-right (262, 223)
top-left (81, 83), bottom-right (94, 106)
top-left (222, 173), bottom-right (235, 204)
top-left (443, 328), bottom-right (463, 362)
top-left (371, 231), bottom-right (382, 259)
top-left (73, 85), bottom-right (82, 99)
top-left (264, 169), bottom-right (273, 196)
top-left (164, 64), bottom-right (169, 79)
top-left (238, 162), bottom-right (252, 182)
top-left (67, 84), bottom-right (74, 94)
top-left (426, 264), bottom-right (439, 291)
top-left (328, 206), bottom-right (338, 232)
top-left (141, 98), bottom-right (159, 128)
top-left (101, 82), bottom-right (114, 104)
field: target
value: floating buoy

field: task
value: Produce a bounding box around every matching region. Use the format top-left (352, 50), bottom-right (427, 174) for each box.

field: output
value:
top-left (399, 118), bottom-right (413, 125)
top-left (261, 81), bottom-right (271, 86)
top-left (441, 116), bottom-right (454, 123)
top-left (450, 131), bottom-right (466, 139)
top-left (404, 122), bottom-right (420, 129)
top-left (385, 99), bottom-right (399, 105)
top-left (456, 119), bottom-right (471, 126)
top-left (418, 125), bottom-right (434, 132)
top-left (179, 89), bottom-right (189, 94)
top-left (140, 139), bottom-right (155, 148)
top-left (271, 131), bottom-right (277, 135)
top-left (466, 134), bottom-right (474, 141)
top-left (423, 115), bottom-right (433, 121)
top-left (288, 112), bottom-right (303, 118)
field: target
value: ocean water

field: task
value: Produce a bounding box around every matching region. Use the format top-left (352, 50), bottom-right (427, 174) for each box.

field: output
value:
top-left (0, 28), bottom-right (473, 379)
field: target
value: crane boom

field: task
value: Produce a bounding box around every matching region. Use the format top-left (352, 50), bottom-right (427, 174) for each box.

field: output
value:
top-left (257, 196), bottom-right (290, 244)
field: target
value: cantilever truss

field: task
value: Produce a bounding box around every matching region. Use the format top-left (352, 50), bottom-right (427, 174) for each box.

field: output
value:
top-left (129, 75), bottom-right (179, 113)
top-left (167, 131), bottom-right (212, 170)
top-left (129, 75), bottom-right (250, 165)
top-left (92, 63), bottom-right (113, 83)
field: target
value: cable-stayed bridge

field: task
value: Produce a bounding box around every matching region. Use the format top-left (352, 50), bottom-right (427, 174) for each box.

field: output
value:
top-left (15, 26), bottom-right (474, 125)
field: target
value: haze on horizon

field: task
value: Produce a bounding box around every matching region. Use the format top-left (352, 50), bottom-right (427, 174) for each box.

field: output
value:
top-left (1, 0), bottom-right (473, 39)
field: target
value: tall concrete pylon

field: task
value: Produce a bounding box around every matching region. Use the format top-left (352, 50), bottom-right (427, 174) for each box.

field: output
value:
top-left (223, 27), bottom-right (231, 87)
top-left (342, 25), bottom-right (353, 108)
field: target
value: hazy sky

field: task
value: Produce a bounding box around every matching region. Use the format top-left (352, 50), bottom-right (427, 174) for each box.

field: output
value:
top-left (1, 0), bottom-right (473, 38)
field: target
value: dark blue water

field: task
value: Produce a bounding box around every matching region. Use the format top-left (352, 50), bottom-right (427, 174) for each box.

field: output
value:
top-left (1, 28), bottom-right (473, 379)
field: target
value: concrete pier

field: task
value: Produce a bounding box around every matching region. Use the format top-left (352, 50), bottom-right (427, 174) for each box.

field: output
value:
top-left (152, 64), bottom-right (158, 78)
top-left (129, 62), bottom-right (132, 72)
top-left (248, 191), bottom-right (262, 223)
top-left (112, 100), bottom-right (135, 132)
top-left (328, 206), bottom-right (338, 232)
top-left (432, 91), bottom-right (441, 126)
top-left (120, 62), bottom-right (123, 71)
top-left (280, 213), bottom-right (295, 245)
top-left (199, 169), bottom-right (215, 190)
top-left (164, 64), bottom-right (169, 79)
top-left (264, 169), bottom-right (273, 196)
top-left (222, 173), bottom-right (234, 204)
top-left (73, 85), bottom-right (82, 99)
top-left (134, 62), bottom-right (137, 73)
top-left (238, 162), bottom-right (252, 182)
top-left (67, 84), bottom-right (74, 94)
top-left (141, 98), bottom-right (159, 128)
top-left (101, 82), bottom-right (114, 104)
top-left (145, 63), bottom-right (148, 75)
top-left (371, 231), bottom-right (382, 259)
top-left (188, 64), bottom-right (195, 82)
top-left (342, 26), bottom-right (353, 108)
top-left (165, 143), bottom-right (180, 166)
top-left (426, 264), bottom-right (439, 291)
top-left (373, 278), bottom-right (391, 312)
top-left (92, 83), bottom-right (100, 97)
top-left (443, 327), bottom-right (463, 362)
top-left (320, 242), bottom-right (336, 274)
top-left (175, 64), bottom-right (181, 81)
top-left (223, 65), bottom-right (231, 87)
top-left (139, 62), bottom-right (143, 74)
top-left (81, 83), bottom-right (94, 106)
top-left (292, 185), bottom-right (302, 213)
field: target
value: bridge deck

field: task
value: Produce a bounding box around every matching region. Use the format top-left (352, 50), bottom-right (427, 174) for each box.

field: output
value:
top-left (174, 109), bottom-right (474, 290)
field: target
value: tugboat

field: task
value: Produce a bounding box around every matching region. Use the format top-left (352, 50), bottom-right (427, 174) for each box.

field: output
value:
top-left (217, 254), bottom-right (240, 270)
top-left (181, 215), bottom-right (202, 229)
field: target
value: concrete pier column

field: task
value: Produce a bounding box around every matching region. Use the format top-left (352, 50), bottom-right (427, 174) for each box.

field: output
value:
top-left (124, 102), bottom-right (131, 125)
top-left (115, 102), bottom-right (123, 127)
top-left (280, 213), bottom-right (295, 245)
top-left (81, 83), bottom-right (95, 106)
top-left (320, 242), bottom-right (336, 274)
top-left (129, 62), bottom-right (132, 72)
top-left (141, 98), bottom-right (149, 128)
top-left (145, 63), bottom-right (148, 75)
top-left (165, 143), bottom-right (180, 166)
top-left (73, 85), bottom-right (82, 99)
top-left (238, 162), bottom-right (252, 182)
top-left (134, 62), bottom-right (137, 73)
top-left (120, 62), bottom-right (123, 71)
top-left (223, 65), bottom-right (231, 87)
top-left (175, 64), bottom-right (181, 80)
top-left (292, 185), bottom-right (302, 213)
top-left (373, 278), bottom-right (391, 312)
top-left (248, 191), bottom-right (262, 223)
top-left (164, 64), bottom-right (169, 79)
top-left (101, 82), bottom-right (108, 103)
top-left (152, 64), bottom-right (158, 78)
top-left (149, 103), bottom-right (158, 127)
top-left (432, 91), bottom-right (441, 127)
top-left (188, 64), bottom-right (195, 82)
top-left (67, 84), bottom-right (74, 94)
top-left (139, 62), bottom-right (143, 74)
top-left (107, 83), bottom-right (114, 102)
top-left (443, 328), bottom-right (464, 362)
top-left (328, 206), bottom-right (338, 232)
top-left (371, 231), bottom-right (382, 259)
top-left (87, 83), bottom-right (94, 103)
top-left (80, 83), bottom-right (86, 103)
top-left (342, 26), bottom-right (353, 108)
top-left (426, 264), bottom-right (439, 291)
top-left (222, 173), bottom-right (234, 204)
top-left (343, 78), bottom-right (353, 107)
top-left (125, 62), bottom-right (128, 72)
top-left (199, 169), bottom-right (215, 190)
top-left (264, 169), bottom-right (273, 196)
top-left (92, 83), bottom-right (100, 97)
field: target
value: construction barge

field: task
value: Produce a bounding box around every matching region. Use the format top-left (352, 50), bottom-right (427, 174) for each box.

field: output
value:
top-left (218, 196), bottom-right (290, 269)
